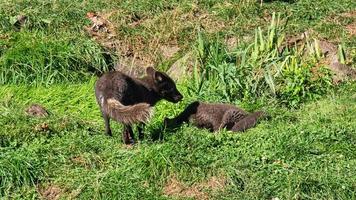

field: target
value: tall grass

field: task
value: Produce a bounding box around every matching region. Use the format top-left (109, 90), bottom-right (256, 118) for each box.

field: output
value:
top-left (189, 13), bottom-right (333, 107)
top-left (0, 147), bottom-right (47, 196)
top-left (0, 32), bottom-right (109, 85)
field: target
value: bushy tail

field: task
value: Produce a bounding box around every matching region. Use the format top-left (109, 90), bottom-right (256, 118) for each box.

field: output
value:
top-left (104, 98), bottom-right (153, 125)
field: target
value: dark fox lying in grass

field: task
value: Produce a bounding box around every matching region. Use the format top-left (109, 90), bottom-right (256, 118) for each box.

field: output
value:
top-left (95, 67), bottom-right (183, 144)
top-left (164, 101), bottom-right (266, 132)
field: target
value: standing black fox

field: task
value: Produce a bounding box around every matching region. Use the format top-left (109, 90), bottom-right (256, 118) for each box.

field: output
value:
top-left (95, 67), bottom-right (183, 144)
top-left (164, 101), bottom-right (266, 132)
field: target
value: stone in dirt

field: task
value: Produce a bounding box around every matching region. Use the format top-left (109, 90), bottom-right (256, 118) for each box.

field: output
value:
top-left (25, 104), bottom-right (49, 117)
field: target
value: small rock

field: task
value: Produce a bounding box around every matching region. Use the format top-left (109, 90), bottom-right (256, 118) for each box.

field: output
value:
top-left (26, 104), bottom-right (49, 117)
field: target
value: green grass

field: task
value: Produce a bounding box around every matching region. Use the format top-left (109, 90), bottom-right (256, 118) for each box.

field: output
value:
top-left (1, 82), bottom-right (356, 199)
top-left (1, 0), bottom-right (356, 199)
top-left (188, 15), bottom-right (335, 107)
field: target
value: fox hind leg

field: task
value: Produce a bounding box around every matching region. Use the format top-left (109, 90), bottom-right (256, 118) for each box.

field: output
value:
top-left (231, 111), bottom-right (265, 132)
top-left (123, 125), bottom-right (135, 144)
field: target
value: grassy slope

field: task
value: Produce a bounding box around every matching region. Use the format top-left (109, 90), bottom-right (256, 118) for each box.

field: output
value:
top-left (1, 0), bottom-right (355, 84)
top-left (1, 82), bottom-right (356, 199)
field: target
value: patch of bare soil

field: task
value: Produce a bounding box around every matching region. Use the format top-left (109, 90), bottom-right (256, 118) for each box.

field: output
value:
top-left (26, 104), bottom-right (49, 117)
top-left (160, 44), bottom-right (180, 59)
top-left (340, 10), bottom-right (356, 36)
top-left (85, 11), bottom-right (156, 76)
top-left (315, 39), bottom-right (356, 83)
top-left (163, 176), bottom-right (226, 200)
top-left (84, 7), bottom-right (232, 77)
top-left (85, 11), bottom-right (117, 50)
top-left (225, 36), bottom-right (238, 51)
top-left (38, 185), bottom-right (63, 200)
top-left (346, 23), bottom-right (356, 36)
top-left (70, 155), bottom-right (87, 167)
top-left (340, 10), bottom-right (356, 18)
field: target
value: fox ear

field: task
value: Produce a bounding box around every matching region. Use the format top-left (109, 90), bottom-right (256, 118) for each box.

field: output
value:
top-left (146, 67), bottom-right (156, 77)
top-left (154, 71), bottom-right (165, 83)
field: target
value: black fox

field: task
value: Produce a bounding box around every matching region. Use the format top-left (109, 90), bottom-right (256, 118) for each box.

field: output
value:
top-left (164, 101), bottom-right (266, 132)
top-left (95, 67), bottom-right (183, 144)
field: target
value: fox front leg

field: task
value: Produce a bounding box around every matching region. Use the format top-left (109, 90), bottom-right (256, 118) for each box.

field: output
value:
top-left (137, 123), bottom-right (145, 140)
top-left (102, 111), bottom-right (112, 136)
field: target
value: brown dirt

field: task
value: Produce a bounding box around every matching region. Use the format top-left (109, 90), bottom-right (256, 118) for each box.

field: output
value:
top-left (340, 10), bottom-right (356, 18)
top-left (334, 11), bottom-right (356, 36)
top-left (163, 176), bottom-right (207, 200)
top-left (225, 36), bottom-right (238, 51)
top-left (71, 156), bottom-right (87, 166)
top-left (346, 23), bottom-right (356, 36)
top-left (34, 122), bottom-right (50, 132)
top-left (316, 40), bottom-right (356, 83)
top-left (84, 11), bottom-right (118, 50)
top-left (163, 175), bottom-right (226, 200)
top-left (160, 44), bottom-right (180, 59)
top-left (84, 7), bottom-right (232, 77)
top-left (199, 176), bottom-right (226, 190)
top-left (85, 11), bottom-right (153, 76)
top-left (38, 185), bottom-right (63, 200)
top-left (26, 104), bottom-right (49, 117)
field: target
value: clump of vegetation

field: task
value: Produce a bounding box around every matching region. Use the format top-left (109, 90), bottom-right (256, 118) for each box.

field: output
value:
top-left (189, 13), bottom-right (333, 107)
top-left (0, 32), bottom-right (109, 85)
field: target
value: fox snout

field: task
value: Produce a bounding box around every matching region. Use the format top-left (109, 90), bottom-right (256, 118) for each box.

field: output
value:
top-left (172, 93), bottom-right (183, 103)
top-left (163, 89), bottom-right (183, 103)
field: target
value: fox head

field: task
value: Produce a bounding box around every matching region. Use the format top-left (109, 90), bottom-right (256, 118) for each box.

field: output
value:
top-left (146, 67), bottom-right (183, 103)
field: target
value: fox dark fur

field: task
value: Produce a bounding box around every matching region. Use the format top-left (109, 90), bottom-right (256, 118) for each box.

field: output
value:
top-left (95, 67), bottom-right (183, 144)
top-left (164, 101), bottom-right (266, 132)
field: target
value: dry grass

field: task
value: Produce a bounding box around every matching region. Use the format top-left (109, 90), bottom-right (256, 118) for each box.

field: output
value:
top-left (38, 185), bottom-right (63, 200)
top-left (163, 175), bottom-right (226, 200)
